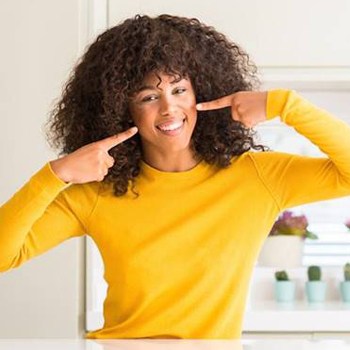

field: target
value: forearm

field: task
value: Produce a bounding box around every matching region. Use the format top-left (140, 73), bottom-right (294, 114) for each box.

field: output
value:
top-left (267, 89), bottom-right (350, 185)
top-left (0, 162), bottom-right (71, 269)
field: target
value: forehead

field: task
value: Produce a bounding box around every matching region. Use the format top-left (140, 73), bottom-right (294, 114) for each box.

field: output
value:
top-left (141, 71), bottom-right (190, 87)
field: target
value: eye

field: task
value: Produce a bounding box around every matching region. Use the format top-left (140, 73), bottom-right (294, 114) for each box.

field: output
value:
top-left (141, 94), bottom-right (158, 103)
top-left (174, 87), bottom-right (186, 94)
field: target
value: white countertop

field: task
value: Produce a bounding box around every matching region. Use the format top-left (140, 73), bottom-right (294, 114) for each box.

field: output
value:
top-left (88, 301), bottom-right (350, 333)
top-left (243, 301), bottom-right (350, 332)
top-left (1, 339), bottom-right (350, 350)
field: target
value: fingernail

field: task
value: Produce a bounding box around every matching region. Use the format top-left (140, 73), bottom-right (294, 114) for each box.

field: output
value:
top-left (131, 126), bottom-right (138, 132)
top-left (196, 103), bottom-right (202, 110)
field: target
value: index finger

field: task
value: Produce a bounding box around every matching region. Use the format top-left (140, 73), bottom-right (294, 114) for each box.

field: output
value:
top-left (98, 126), bottom-right (138, 151)
top-left (196, 95), bottom-right (233, 111)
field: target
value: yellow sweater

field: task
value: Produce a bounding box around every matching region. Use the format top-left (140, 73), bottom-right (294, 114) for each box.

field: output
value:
top-left (1, 90), bottom-right (350, 339)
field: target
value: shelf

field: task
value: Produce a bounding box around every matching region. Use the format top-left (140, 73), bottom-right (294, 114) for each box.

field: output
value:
top-left (87, 302), bottom-right (350, 333)
top-left (243, 301), bottom-right (350, 332)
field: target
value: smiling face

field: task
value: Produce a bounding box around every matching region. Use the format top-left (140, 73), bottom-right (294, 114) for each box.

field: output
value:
top-left (128, 71), bottom-right (197, 161)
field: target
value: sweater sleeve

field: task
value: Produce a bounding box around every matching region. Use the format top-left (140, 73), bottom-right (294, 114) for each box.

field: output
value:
top-left (0, 162), bottom-right (100, 272)
top-left (249, 89), bottom-right (350, 211)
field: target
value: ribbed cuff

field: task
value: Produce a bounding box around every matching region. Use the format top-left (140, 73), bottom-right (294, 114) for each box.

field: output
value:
top-left (266, 89), bottom-right (292, 120)
top-left (30, 162), bottom-right (72, 194)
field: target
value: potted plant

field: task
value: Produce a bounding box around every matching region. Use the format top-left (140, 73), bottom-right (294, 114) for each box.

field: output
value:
top-left (258, 211), bottom-right (318, 267)
top-left (274, 270), bottom-right (296, 302)
top-left (305, 265), bottom-right (327, 303)
top-left (340, 262), bottom-right (350, 302)
top-left (345, 219), bottom-right (350, 231)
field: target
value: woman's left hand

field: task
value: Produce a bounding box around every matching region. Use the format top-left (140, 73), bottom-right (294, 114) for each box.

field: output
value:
top-left (196, 91), bottom-right (268, 128)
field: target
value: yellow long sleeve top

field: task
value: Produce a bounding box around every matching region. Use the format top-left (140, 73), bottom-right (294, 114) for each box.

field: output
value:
top-left (1, 90), bottom-right (350, 339)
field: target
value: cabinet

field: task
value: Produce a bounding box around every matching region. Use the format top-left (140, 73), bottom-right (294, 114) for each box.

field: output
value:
top-left (107, 0), bottom-right (350, 68)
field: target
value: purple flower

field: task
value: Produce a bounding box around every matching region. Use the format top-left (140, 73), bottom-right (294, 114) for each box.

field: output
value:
top-left (345, 219), bottom-right (350, 230)
top-left (269, 210), bottom-right (318, 240)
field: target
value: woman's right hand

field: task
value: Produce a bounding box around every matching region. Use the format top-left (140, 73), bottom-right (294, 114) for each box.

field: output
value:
top-left (49, 126), bottom-right (138, 184)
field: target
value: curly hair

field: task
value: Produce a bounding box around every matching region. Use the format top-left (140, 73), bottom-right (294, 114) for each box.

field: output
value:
top-left (44, 14), bottom-right (269, 198)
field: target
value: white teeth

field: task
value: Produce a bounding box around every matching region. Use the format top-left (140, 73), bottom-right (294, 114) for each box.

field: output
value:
top-left (158, 120), bottom-right (184, 131)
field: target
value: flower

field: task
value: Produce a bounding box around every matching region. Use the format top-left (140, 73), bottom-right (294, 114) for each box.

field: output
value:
top-left (345, 219), bottom-right (350, 231)
top-left (269, 211), bottom-right (318, 240)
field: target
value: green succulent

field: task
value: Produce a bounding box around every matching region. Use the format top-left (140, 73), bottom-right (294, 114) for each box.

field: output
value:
top-left (275, 270), bottom-right (289, 281)
top-left (344, 263), bottom-right (350, 281)
top-left (308, 265), bottom-right (321, 281)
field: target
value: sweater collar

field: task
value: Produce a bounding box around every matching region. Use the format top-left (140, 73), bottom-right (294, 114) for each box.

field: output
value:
top-left (138, 159), bottom-right (214, 183)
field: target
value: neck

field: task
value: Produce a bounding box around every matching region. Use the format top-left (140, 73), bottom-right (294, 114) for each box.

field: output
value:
top-left (141, 148), bottom-right (201, 172)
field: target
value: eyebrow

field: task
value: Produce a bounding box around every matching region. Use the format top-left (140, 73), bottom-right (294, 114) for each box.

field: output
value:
top-left (137, 85), bottom-right (161, 92)
top-left (136, 79), bottom-right (187, 93)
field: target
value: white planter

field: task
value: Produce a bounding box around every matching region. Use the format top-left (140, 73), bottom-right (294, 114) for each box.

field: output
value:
top-left (340, 281), bottom-right (350, 302)
top-left (306, 281), bottom-right (327, 302)
top-left (258, 235), bottom-right (304, 268)
top-left (274, 280), bottom-right (296, 302)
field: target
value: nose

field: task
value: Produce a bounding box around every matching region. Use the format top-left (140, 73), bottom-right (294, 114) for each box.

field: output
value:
top-left (159, 95), bottom-right (177, 116)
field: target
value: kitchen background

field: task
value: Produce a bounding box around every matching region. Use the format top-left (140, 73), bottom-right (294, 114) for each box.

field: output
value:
top-left (0, 0), bottom-right (349, 340)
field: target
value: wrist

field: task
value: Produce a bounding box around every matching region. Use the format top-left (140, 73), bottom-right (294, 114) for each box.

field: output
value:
top-left (49, 159), bottom-right (71, 184)
top-left (266, 89), bottom-right (292, 120)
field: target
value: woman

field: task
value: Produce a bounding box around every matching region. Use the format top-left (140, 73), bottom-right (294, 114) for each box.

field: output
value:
top-left (1, 14), bottom-right (350, 339)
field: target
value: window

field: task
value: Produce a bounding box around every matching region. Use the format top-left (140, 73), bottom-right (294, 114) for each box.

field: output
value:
top-left (256, 105), bottom-right (350, 267)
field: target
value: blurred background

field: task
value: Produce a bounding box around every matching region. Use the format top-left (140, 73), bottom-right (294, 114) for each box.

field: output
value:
top-left (0, 0), bottom-right (349, 340)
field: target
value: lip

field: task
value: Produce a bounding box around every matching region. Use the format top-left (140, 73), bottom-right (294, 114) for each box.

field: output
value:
top-left (156, 118), bottom-right (186, 136)
top-left (156, 118), bottom-right (186, 129)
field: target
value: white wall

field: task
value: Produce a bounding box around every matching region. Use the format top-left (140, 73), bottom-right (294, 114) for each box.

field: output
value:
top-left (86, 0), bottom-right (350, 336)
top-left (1, 0), bottom-right (349, 339)
top-left (0, 0), bottom-right (88, 338)
top-left (108, 0), bottom-right (350, 67)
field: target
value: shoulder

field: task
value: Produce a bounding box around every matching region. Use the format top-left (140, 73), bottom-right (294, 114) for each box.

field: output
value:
top-left (234, 150), bottom-right (298, 174)
top-left (245, 150), bottom-right (295, 162)
top-left (62, 181), bottom-right (101, 199)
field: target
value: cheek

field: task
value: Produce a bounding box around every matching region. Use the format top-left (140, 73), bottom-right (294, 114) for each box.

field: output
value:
top-left (130, 106), bottom-right (157, 131)
top-left (184, 98), bottom-right (197, 121)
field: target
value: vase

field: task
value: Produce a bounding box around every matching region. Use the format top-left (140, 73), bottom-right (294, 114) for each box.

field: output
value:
top-left (340, 281), bottom-right (350, 302)
top-left (274, 280), bottom-right (296, 302)
top-left (305, 281), bottom-right (327, 302)
top-left (258, 235), bottom-right (304, 268)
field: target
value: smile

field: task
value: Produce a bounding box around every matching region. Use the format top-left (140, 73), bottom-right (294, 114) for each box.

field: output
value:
top-left (156, 118), bottom-right (186, 136)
